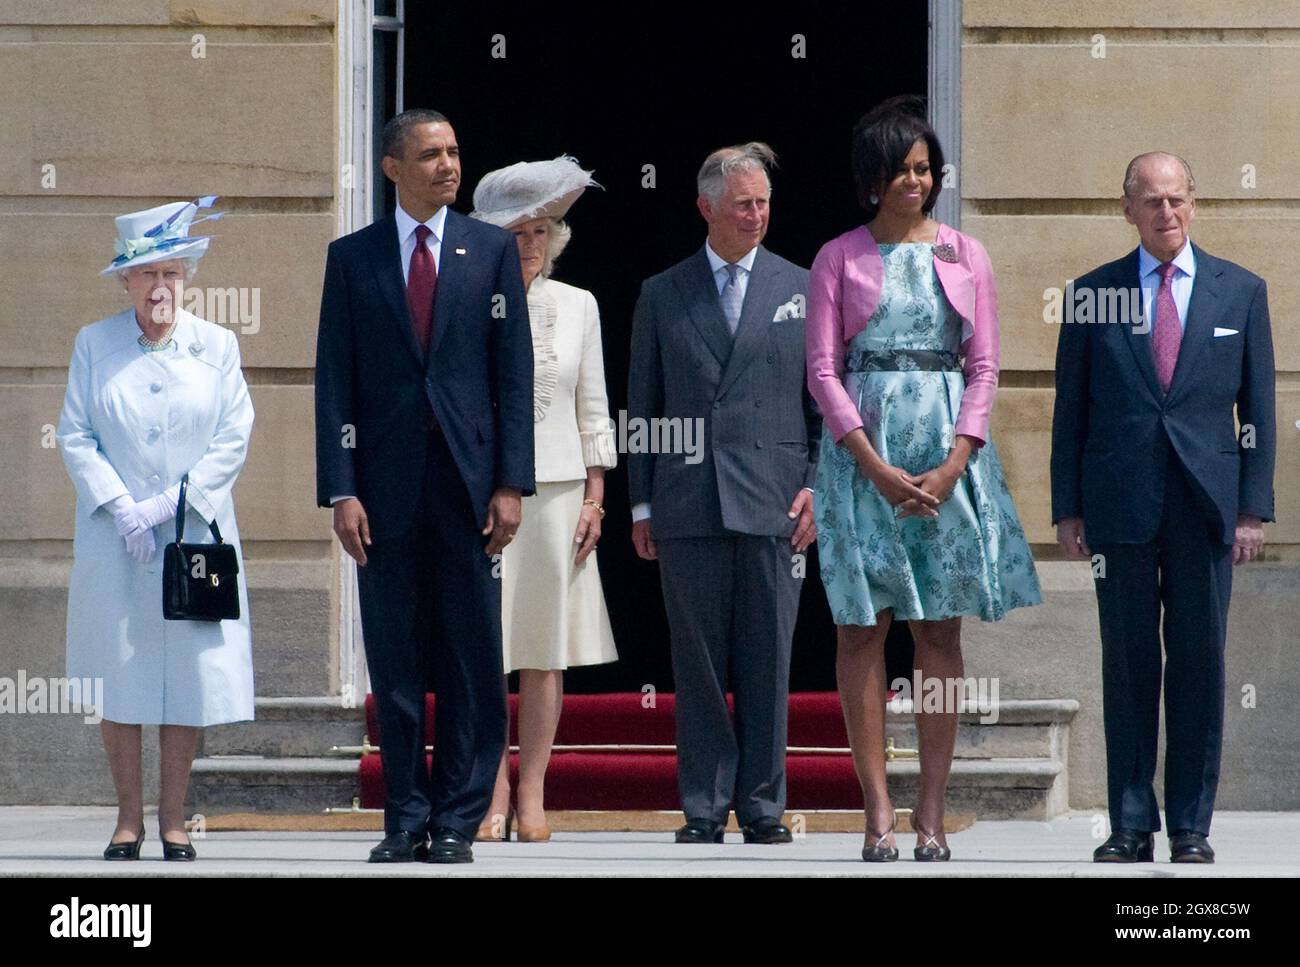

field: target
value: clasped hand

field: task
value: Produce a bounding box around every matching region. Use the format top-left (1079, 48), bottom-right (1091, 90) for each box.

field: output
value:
top-left (109, 489), bottom-right (180, 564)
top-left (866, 462), bottom-right (959, 518)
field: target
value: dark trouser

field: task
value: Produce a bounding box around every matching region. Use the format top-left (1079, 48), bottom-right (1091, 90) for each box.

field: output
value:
top-left (355, 424), bottom-right (505, 841)
top-left (1092, 453), bottom-right (1232, 836)
top-left (656, 534), bottom-right (802, 825)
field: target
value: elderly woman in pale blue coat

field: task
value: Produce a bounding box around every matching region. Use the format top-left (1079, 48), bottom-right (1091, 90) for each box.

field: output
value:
top-left (57, 198), bottom-right (254, 861)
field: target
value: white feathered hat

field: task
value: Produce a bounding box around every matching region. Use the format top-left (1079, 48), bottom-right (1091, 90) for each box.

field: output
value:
top-left (100, 196), bottom-right (223, 277)
top-left (470, 156), bottom-right (600, 228)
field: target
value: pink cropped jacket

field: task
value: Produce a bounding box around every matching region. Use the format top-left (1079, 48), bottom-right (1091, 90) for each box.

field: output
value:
top-left (805, 222), bottom-right (1000, 447)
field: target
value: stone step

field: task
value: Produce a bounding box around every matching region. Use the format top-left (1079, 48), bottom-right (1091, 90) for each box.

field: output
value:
top-left (188, 754), bottom-right (1065, 819)
top-left (189, 757), bottom-right (358, 815)
top-left (201, 696), bottom-right (365, 758)
top-left (885, 698), bottom-right (1076, 761)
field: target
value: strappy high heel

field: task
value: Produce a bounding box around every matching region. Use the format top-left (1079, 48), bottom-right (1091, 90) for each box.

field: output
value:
top-left (913, 822), bottom-right (951, 862)
top-left (861, 812), bottom-right (899, 862)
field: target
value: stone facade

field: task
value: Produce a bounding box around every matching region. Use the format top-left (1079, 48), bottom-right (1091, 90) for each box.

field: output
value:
top-left (0, 2), bottom-right (1293, 811)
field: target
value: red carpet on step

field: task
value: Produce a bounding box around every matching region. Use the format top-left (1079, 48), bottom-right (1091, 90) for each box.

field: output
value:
top-left (358, 692), bottom-right (868, 810)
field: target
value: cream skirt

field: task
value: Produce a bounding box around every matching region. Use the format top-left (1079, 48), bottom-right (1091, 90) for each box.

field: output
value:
top-left (500, 479), bottom-right (618, 672)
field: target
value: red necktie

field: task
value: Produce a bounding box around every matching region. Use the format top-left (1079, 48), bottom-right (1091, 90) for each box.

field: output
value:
top-left (1152, 261), bottom-right (1182, 393)
top-left (406, 224), bottom-right (438, 356)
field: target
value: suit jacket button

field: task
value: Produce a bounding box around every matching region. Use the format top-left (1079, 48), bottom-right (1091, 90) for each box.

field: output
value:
top-left (767, 354), bottom-right (775, 364)
top-left (713, 401), bottom-right (720, 410)
top-left (755, 441), bottom-right (764, 449)
top-left (754, 399), bottom-right (762, 408)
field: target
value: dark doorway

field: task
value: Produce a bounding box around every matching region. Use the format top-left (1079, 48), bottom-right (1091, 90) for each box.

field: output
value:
top-left (399, 5), bottom-right (928, 693)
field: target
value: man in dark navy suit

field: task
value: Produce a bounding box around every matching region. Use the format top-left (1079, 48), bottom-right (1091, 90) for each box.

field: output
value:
top-left (1051, 152), bottom-right (1275, 864)
top-left (314, 109), bottom-right (534, 863)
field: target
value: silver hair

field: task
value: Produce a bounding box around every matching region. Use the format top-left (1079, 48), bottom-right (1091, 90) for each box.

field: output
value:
top-left (116, 257), bottom-right (199, 285)
top-left (541, 218), bottom-right (571, 279)
top-left (1123, 151), bottom-right (1195, 197)
top-left (696, 142), bottom-right (777, 203)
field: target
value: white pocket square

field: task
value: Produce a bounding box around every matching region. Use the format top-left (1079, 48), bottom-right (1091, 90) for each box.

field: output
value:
top-left (1213, 327), bottom-right (1239, 337)
top-left (772, 299), bottom-right (804, 322)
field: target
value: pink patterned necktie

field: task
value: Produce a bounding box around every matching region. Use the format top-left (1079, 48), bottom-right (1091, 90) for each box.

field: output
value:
top-left (1151, 261), bottom-right (1182, 393)
top-left (407, 224), bottom-right (438, 357)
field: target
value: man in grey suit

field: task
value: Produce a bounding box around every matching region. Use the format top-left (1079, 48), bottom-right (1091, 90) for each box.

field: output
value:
top-left (628, 143), bottom-right (820, 844)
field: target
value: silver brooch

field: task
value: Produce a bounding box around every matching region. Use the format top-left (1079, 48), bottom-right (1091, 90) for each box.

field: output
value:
top-left (188, 341), bottom-right (205, 356)
top-left (932, 243), bottom-right (959, 263)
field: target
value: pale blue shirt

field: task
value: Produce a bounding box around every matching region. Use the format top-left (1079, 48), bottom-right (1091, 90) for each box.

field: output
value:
top-left (704, 238), bottom-right (758, 299)
top-left (1137, 239), bottom-right (1195, 332)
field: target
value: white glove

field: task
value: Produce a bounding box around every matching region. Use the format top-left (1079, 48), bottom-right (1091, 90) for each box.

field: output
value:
top-left (114, 485), bottom-right (181, 537)
top-left (104, 495), bottom-right (134, 518)
top-left (124, 526), bottom-right (156, 564)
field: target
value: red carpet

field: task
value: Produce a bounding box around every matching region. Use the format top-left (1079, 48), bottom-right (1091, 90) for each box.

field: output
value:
top-left (358, 692), bottom-right (870, 810)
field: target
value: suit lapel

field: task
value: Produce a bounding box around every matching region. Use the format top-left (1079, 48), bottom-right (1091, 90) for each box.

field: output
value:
top-left (1166, 242), bottom-right (1221, 403)
top-left (428, 209), bottom-right (465, 363)
top-left (718, 246), bottom-right (779, 398)
top-left (677, 247), bottom-right (735, 369)
top-left (369, 214), bottom-right (425, 367)
top-left (1117, 248), bottom-right (1164, 401)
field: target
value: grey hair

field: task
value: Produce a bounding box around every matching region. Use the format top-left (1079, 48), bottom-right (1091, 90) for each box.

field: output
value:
top-left (116, 257), bottom-right (199, 285)
top-left (1123, 151), bottom-right (1195, 197)
top-left (696, 142), bottom-right (778, 203)
top-left (541, 218), bottom-right (572, 279)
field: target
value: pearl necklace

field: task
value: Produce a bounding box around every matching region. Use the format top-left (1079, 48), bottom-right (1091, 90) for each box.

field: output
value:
top-left (137, 322), bottom-right (177, 353)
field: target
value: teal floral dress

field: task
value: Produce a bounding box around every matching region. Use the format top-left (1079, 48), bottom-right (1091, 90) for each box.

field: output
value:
top-left (814, 243), bottom-right (1041, 626)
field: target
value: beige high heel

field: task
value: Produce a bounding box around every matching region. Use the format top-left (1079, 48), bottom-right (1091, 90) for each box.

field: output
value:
top-left (476, 805), bottom-right (513, 842)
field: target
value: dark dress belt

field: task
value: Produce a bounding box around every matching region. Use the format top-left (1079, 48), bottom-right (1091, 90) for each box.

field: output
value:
top-left (845, 348), bottom-right (962, 373)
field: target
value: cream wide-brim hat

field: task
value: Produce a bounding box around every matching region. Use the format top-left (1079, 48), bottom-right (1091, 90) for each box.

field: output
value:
top-left (470, 155), bottom-right (600, 229)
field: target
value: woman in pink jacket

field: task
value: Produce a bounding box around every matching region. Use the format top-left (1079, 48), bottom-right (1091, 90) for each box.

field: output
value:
top-left (806, 96), bottom-right (1041, 863)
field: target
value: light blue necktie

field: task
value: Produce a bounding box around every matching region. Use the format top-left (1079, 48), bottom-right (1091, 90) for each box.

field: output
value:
top-left (721, 262), bottom-right (743, 335)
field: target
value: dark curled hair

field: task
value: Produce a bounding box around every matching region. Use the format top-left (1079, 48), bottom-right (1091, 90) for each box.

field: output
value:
top-left (850, 95), bottom-right (944, 220)
top-left (382, 108), bottom-right (451, 160)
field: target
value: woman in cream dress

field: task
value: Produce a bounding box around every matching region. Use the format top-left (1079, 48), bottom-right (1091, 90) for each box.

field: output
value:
top-left (470, 157), bottom-right (618, 841)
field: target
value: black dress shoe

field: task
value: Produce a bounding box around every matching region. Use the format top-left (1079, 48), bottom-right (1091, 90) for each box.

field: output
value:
top-left (740, 818), bottom-right (792, 844)
top-left (368, 829), bottom-right (429, 863)
top-left (427, 827), bottom-right (474, 864)
top-left (1169, 830), bottom-right (1215, 864)
top-left (675, 819), bottom-right (725, 844)
top-left (1093, 829), bottom-right (1154, 863)
top-left (159, 831), bottom-right (196, 862)
top-left (103, 828), bottom-right (146, 861)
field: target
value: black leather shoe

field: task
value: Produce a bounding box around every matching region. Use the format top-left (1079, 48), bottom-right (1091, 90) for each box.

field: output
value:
top-left (740, 818), bottom-right (792, 844)
top-left (1170, 830), bottom-right (1215, 864)
top-left (427, 827), bottom-right (474, 864)
top-left (368, 829), bottom-right (429, 863)
top-left (675, 819), bottom-right (725, 844)
top-left (103, 827), bottom-right (145, 861)
top-left (1093, 829), bottom-right (1154, 863)
top-left (159, 831), bottom-right (196, 862)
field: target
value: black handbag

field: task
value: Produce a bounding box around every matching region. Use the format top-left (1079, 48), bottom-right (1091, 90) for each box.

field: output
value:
top-left (162, 474), bottom-right (241, 621)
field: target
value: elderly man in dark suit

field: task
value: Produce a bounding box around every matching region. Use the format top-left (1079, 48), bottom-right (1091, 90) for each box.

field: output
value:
top-left (315, 109), bottom-right (534, 864)
top-left (1051, 151), bottom-right (1275, 864)
top-left (628, 142), bottom-right (820, 844)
